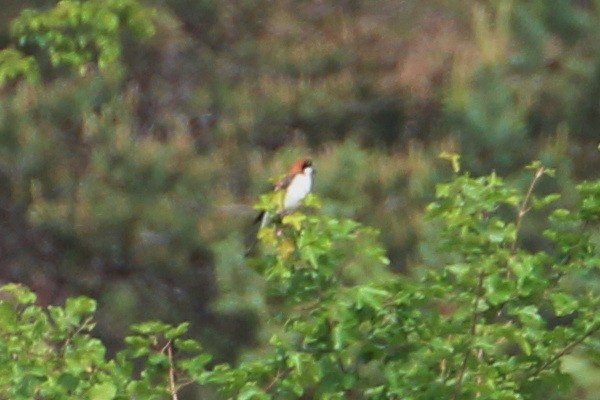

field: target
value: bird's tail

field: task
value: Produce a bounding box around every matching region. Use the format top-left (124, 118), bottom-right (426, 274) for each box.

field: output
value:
top-left (253, 210), bottom-right (273, 227)
top-left (246, 210), bottom-right (271, 256)
top-left (253, 210), bottom-right (264, 225)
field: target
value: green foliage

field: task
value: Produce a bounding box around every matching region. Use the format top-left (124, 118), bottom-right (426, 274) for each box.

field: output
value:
top-left (201, 163), bottom-right (600, 399)
top-left (1, 163), bottom-right (600, 398)
top-left (0, 0), bottom-right (156, 84)
top-left (0, 75), bottom-right (228, 366)
top-left (0, 283), bottom-right (210, 399)
top-left (2, 0), bottom-right (600, 398)
top-left (0, 48), bottom-right (40, 86)
top-left (443, 1), bottom-right (600, 171)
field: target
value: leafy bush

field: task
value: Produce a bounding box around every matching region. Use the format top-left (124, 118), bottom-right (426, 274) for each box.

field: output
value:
top-left (0, 0), bottom-right (156, 84)
top-left (2, 160), bottom-right (599, 399)
top-left (0, 283), bottom-right (210, 400)
top-left (201, 160), bottom-right (600, 399)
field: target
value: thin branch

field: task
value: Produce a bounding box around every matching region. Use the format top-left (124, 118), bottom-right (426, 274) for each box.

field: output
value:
top-left (160, 339), bottom-right (172, 355)
top-left (175, 379), bottom-right (196, 392)
top-left (263, 367), bottom-right (293, 393)
top-left (528, 322), bottom-right (600, 379)
top-left (166, 341), bottom-right (179, 400)
top-left (475, 348), bottom-right (484, 398)
top-left (62, 316), bottom-right (95, 352)
top-left (452, 271), bottom-right (485, 400)
top-left (511, 167), bottom-right (545, 254)
top-left (498, 167), bottom-right (546, 319)
top-left (439, 357), bottom-right (448, 380)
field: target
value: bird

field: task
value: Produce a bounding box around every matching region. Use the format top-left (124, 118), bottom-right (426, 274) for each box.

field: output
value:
top-left (256, 158), bottom-right (315, 228)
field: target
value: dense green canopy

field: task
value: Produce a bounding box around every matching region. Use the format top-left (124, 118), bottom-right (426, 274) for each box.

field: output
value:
top-left (1, 1), bottom-right (600, 398)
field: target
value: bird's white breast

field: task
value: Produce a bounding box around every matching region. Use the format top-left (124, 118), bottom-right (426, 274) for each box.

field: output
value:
top-left (284, 172), bottom-right (312, 210)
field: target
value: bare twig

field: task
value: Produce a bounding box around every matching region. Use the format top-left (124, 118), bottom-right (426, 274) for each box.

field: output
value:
top-left (165, 341), bottom-right (179, 400)
top-left (160, 339), bottom-right (172, 355)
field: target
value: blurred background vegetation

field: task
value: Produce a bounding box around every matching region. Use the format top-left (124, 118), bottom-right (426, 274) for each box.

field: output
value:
top-left (1, 0), bottom-right (600, 398)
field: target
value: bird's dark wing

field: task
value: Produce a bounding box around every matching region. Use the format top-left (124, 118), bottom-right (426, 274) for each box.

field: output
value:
top-left (274, 174), bottom-right (293, 191)
top-left (253, 210), bottom-right (266, 225)
top-left (252, 174), bottom-right (292, 225)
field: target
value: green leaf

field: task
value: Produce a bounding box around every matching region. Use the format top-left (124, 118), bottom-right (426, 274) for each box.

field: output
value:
top-left (165, 322), bottom-right (190, 339)
top-left (439, 152), bottom-right (461, 173)
top-left (148, 352), bottom-right (169, 368)
top-left (88, 382), bottom-right (117, 400)
top-left (288, 352), bottom-right (304, 374)
top-left (511, 305), bottom-right (544, 328)
top-left (304, 193), bottom-right (322, 208)
top-left (0, 284), bottom-right (37, 304)
top-left (126, 380), bottom-right (155, 398)
top-left (123, 335), bottom-right (152, 357)
top-left (525, 160), bottom-right (542, 171)
top-left (179, 354), bottom-right (212, 378)
top-left (65, 296), bottom-right (97, 319)
top-left (355, 286), bottom-right (389, 310)
top-left (282, 213), bottom-right (306, 231)
top-left (57, 373), bottom-right (79, 392)
top-left (131, 321), bottom-right (170, 335)
top-left (549, 208), bottom-right (573, 222)
top-left (0, 302), bottom-right (17, 330)
top-left (512, 332), bottom-right (532, 356)
top-left (301, 245), bottom-right (320, 269)
top-left (484, 275), bottom-right (513, 305)
top-left (238, 383), bottom-right (269, 400)
top-left (551, 293), bottom-right (578, 316)
top-left (0, 48), bottom-right (40, 85)
top-left (174, 338), bottom-right (202, 352)
top-left (532, 193), bottom-right (561, 209)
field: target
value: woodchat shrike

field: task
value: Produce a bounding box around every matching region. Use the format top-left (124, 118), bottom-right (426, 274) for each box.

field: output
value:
top-left (257, 159), bottom-right (315, 227)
